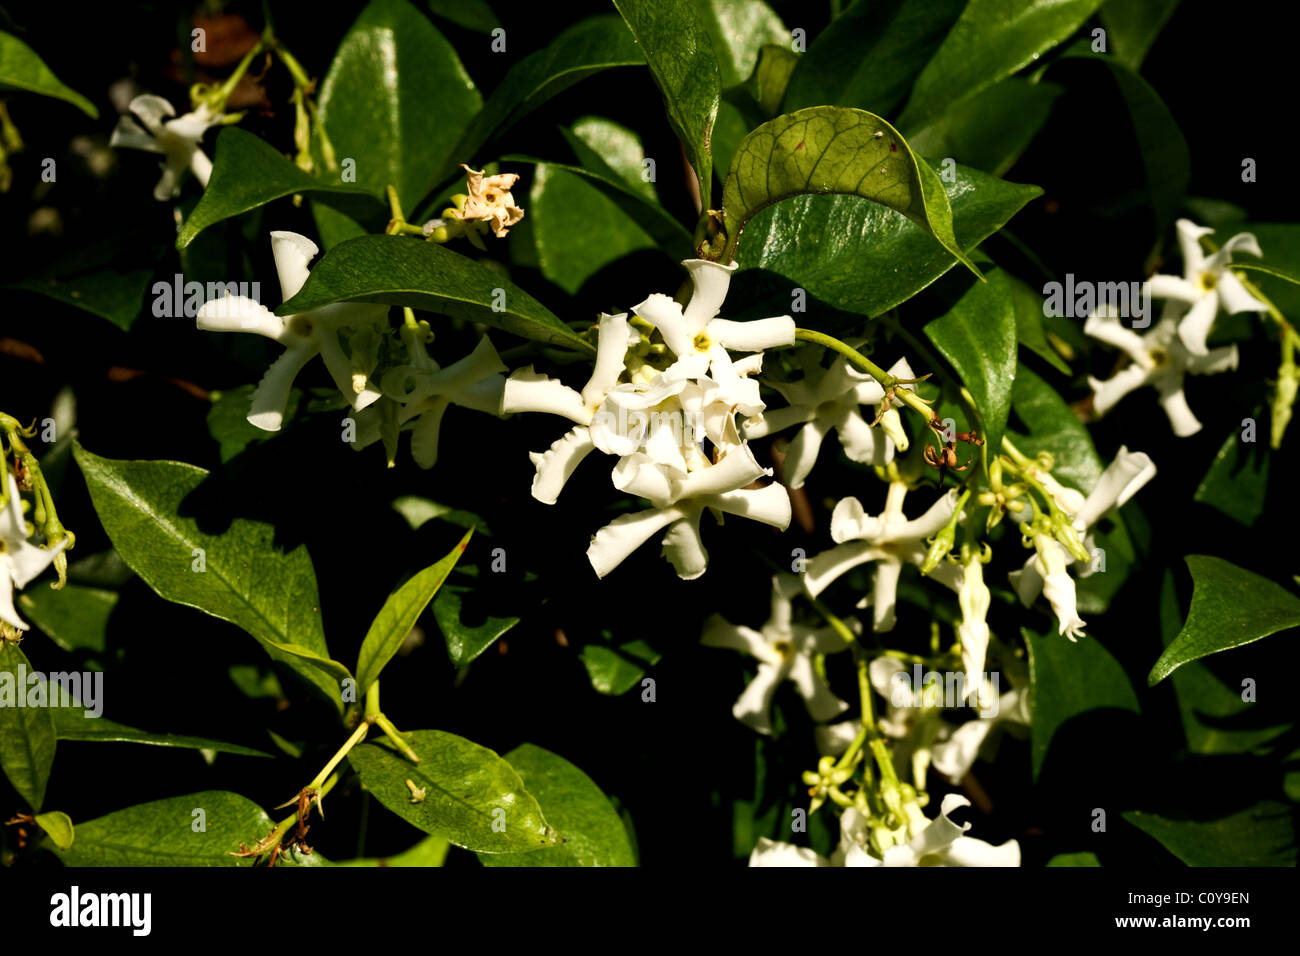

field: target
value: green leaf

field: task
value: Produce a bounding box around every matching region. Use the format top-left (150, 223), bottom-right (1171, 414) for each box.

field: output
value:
top-left (735, 161), bottom-right (1038, 322)
top-left (1149, 555), bottom-right (1300, 686)
top-left (356, 528), bottom-right (472, 694)
top-left (0, 30), bottom-right (97, 117)
top-left (923, 265), bottom-right (1017, 455)
top-left (1007, 363), bottom-right (1103, 493)
top-left (1046, 851), bottom-right (1100, 866)
top-left (907, 77), bottom-right (1063, 178)
top-left (34, 811), bottom-right (75, 850)
top-left (1009, 274), bottom-right (1071, 374)
top-left (569, 116), bottom-right (657, 200)
top-left (581, 638), bottom-right (661, 695)
top-left (782, 0), bottom-right (965, 117)
top-left (11, 234), bottom-right (158, 331)
top-left (429, 15), bottom-right (642, 201)
top-left (71, 444), bottom-right (347, 711)
top-left (1100, 0), bottom-right (1180, 69)
top-left (207, 386), bottom-right (302, 464)
top-left (278, 234), bottom-right (592, 353)
top-left (478, 744), bottom-right (636, 866)
top-left (1024, 626), bottom-right (1140, 781)
top-left (17, 583), bottom-right (117, 654)
top-left (337, 833), bottom-right (450, 866)
top-left (1123, 802), bottom-right (1297, 867)
top-left (721, 106), bottom-right (975, 271)
top-left (50, 698), bottom-right (270, 757)
top-left (316, 0), bottom-right (480, 210)
top-left (178, 128), bottom-right (374, 249)
top-left (750, 44), bottom-right (799, 118)
top-left (426, 0), bottom-right (499, 33)
top-left (691, 0), bottom-right (789, 89)
top-left (392, 495), bottom-right (491, 536)
top-left (896, 0), bottom-right (1108, 132)
top-left (613, 0), bottom-right (720, 209)
top-left (529, 162), bottom-right (658, 294)
top-left (347, 729), bottom-right (558, 853)
top-left (434, 585), bottom-right (518, 665)
top-left (1159, 570), bottom-right (1291, 755)
top-left (1194, 426), bottom-right (1270, 527)
top-left (55, 791), bottom-right (275, 866)
top-left (0, 643), bottom-right (56, 810)
top-left (311, 201), bottom-right (368, 251)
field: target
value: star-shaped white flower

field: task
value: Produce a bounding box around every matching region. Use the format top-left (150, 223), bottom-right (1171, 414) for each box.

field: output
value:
top-left (1, 475), bottom-right (70, 632)
top-left (196, 231), bottom-right (390, 432)
top-left (110, 94), bottom-right (223, 200)
top-left (1085, 306), bottom-right (1237, 437)
top-left (1009, 446), bottom-right (1155, 640)
top-left (701, 574), bottom-right (850, 734)
top-left (742, 352), bottom-right (913, 488)
top-left (1147, 219), bottom-right (1266, 356)
top-left (350, 330), bottom-right (507, 468)
top-left (634, 258), bottom-right (795, 414)
top-left (803, 483), bottom-right (963, 630)
top-left (749, 793), bottom-right (1019, 867)
top-left (587, 440), bottom-right (791, 580)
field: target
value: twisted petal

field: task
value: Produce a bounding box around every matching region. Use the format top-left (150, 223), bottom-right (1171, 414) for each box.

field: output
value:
top-left (581, 312), bottom-right (631, 405)
top-left (804, 540), bottom-right (885, 598)
top-left (828, 496), bottom-right (880, 543)
top-left (673, 443), bottom-right (769, 500)
top-left (1084, 310), bottom-right (1153, 366)
top-left (703, 483), bottom-right (792, 529)
top-left (748, 838), bottom-right (827, 867)
top-left (502, 367), bottom-right (590, 423)
top-left (870, 558), bottom-right (905, 632)
top-left (1075, 446), bottom-right (1156, 529)
top-left (896, 488), bottom-right (961, 542)
top-left (109, 115), bottom-right (162, 153)
top-left (781, 417), bottom-right (830, 490)
top-left (1186, 343), bottom-right (1239, 376)
top-left (587, 505), bottom-right (688, 578)
top-left (731, 660), bottom-right (790, 734)
top-left (1175, 218), bottom-right (1214, 276)
top-left (196, 295), bottom-right (283, 339)
top-left (932, 719), bottom-right (997, 782)
top-left (1215, 270), bottom-right (1267, 316)
top-left (741, 403), bottom-right (812, 440)
top-left (316, 327), bottom-right (381, 410)
top-left (833, 407), bottom-right (888, 466)
top-left (529, 426), bottom-right (596, 504)
top-left (942, 835), bottom-right (1021, 867)
top-left (126, 93), bottom-right (175, 134)
top-left (409, 398), bottom-right (450, 469)
top-left (788, 654), bottom-right (850, 722)
top-left (682, 258), bottom-right (737, 330)
top-left (1145, 274), bottom-right (1200, 305)
top-left (1175, 292), bottom-right (1221, 356)
top-left (661, 513), bottom-right (709, 580)
top-left (1088, 364), bottom-right (1152, 417)
top-left (708, 316), bottom-right (796, 352)
top-left (248, 342), bottom-right (318, 431)
top-left (269, 231), bottom-right (319, 301)
top-left (634, 292), bottom-right (693, 356)
top-left (0, 566), bottom-right (28, 631)
top-left (1205, 230), bottom-right (1262, 272)
top-left (1154, 376), bottom-right (1202, 437)
top-left (700, 617), bottom-right (774, 661)
top-left (1041, 570), bottom-right (1086, 640)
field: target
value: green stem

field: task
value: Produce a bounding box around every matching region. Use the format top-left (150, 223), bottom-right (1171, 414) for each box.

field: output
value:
top-left (308, 719), bottom-right (370, 790)
top-left (793, 328), bottom-right (936, 423)
top-left (373, 713), bottom-right (420, 764)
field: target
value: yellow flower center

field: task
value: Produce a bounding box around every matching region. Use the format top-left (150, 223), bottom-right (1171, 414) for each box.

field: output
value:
top-left (693, 332), bottom-right (711, 352)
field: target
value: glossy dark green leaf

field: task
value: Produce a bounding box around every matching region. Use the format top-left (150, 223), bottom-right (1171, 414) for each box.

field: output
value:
top-left (581, 638), bottom-right (661, 695)
top-left (1194, 426), bottom-right (1270, 527)
top-left (55, 791), bottom-right (275, 866)
top-left (426, 0), bottom-right (499, 32)
top-left (613, 0), bottom-right (720, 208)
top-left (908, 78), bottom-right (1062, 177)
top-left (337, 833), bottom-right (449, 866)
top-left (1007, 363), bottom-right (1103, 493)
top-left (735, 161), bottom-right (1038, 319)
top-left (1159, 570), bottom-right (1291, 755)
top-left (311, 201), bottom-right (367, 251)
top-left (316, 0), bottom-right (480, 209)
top-left (1009, 274), bottom-right (1071, 374)
top-left (178, 128), bottom-right (374, 249)
top-left (896, 0), bottom-right (1107, 132)
top-left (479, 744), bottom-right (636, 866)
top-left (782, 0), bottom-right (965, 117)
top-left (1149, 555), bottom-right (1300, 685)
top-left (691, 0), bottom-right (788, 89)
top-left (529, 162), bottom-right (658, 294)
top-left (568, 116), bottom-right (657, 201)
top-left (11, 234), bottom-right (158, 331)
top-left (206, 386), bottom-right (302, 464)
top-left (1024, 626), bottom-right (1139, 781)
top-left (0, 30), bottom-right (97, 116)
top-left (923, 266), bottom-right (1017, 455)
top-left (1046, 851), bottom-right (1100, 866)
top-left (393, 495), bottom-right (492, 536)
top-left (722, 106), bottom-right (974, 270)
top-left (1123, 802), bottom-right (1296, 866)
top-left (17, 583), bottom-right (116, 654)
top-left (430, 15), bottom-right (642, 199)
top-left (0, 643), bottom-right (56, 810)
top-left (356, 528), bottom-right (472, 694)
top-left (34, 811), bottom-right (74, 850)
top-left (49, 689), bottom-right (270, 757)
top-left (347, 729), bottom-right (558, 852)
top-left (434, 585), bottom-right (518, 665)
top-left (71, 444), bottom-right (347, 710)
top-left (1100, 0), bottom-right (1180, 69)
top-left (279, 235), bottom-right (591, 353)
top-left (750, 44), bottom-right (798, 118)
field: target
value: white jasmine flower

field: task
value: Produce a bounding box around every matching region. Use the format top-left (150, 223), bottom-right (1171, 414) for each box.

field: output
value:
top-left (742, 353), bottom-right (913, 488)
top-left (634, 258), bottom-right (795, 413)
top-left (1085, 306), bottom-right (1238, 437)
top-left (1009, 446), bottom-right (1156, 640)
top-left (109, 94), bottom-right (223, 200)
top-left (587, 441), bottom-right (791, 580)
top-left (1146, 219), bottom-right (1266, 356)
top-left (453, 165), bottom-right (525, 237)
top-left (196, 231), bottom-right (390, 432)
top-left (931, 685), bottom-right (1030, 783)
top-left (701, 574), bottom-right (850, 734)
top-left (956, 548), bottom-right (992, 696)
top-left (749, 793), bottom-right (1019, 867)
top-left (1, 475), bottom-right (70, 632)
top-left (804, 483), bottom-right (963, 630)
top-left (350, 331), bottom-right (507, 468)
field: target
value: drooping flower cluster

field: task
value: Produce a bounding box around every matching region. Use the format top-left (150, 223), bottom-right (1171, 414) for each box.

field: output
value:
top-left (502, 258), bottom-right (796, 579)
top-left (1087, 219), bottom-right (1263, 436)
top-left (0, 474), bottom-right (69, 635)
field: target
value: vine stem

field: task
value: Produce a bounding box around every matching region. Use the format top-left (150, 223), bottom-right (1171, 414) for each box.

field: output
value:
top-left (793, 328), bottom-right (937, 423)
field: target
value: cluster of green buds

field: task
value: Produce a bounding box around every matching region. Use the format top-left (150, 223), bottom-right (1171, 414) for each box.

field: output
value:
top-left (803, 754), bottom-right (857, 814)
top-left (984, 440), bottom-right (1090, 564)
top-left (422, 191), bottom-right (498, 250)
top-left (268, 35), bottom-right (333, 176)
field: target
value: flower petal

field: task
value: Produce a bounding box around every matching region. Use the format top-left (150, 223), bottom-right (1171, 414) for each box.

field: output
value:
top-left (587, 505), bottom-right (688, 578)
top-left (1075, 446), bottom-right (1156, 529)
top-left (196, 295), bottom-right (284, 339)
top-left (1175, 292), bottom-right (1220, 356)
top-left (708, 316), bottom-right (796, 352)
top-left (248, 343), bottom-right (318, 431)
top-left (804, 540), bottom-right (884, 598)
top-left (682, 258), bottom-right (737, 330)
top-left (581, 312), bottom-right (631, 405)
top-left (781, 418), bottom-right (830, 490)
top-left (502, 367), bottom-right (590, 423)
top-left (409, 398), bottom-right (450, 469)
top-left (269, 231), bottom-right (319, 302)
top-left (529, 426), bottom-right (596, 504)
top-left (661, 513), bottom-right (709, 580)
